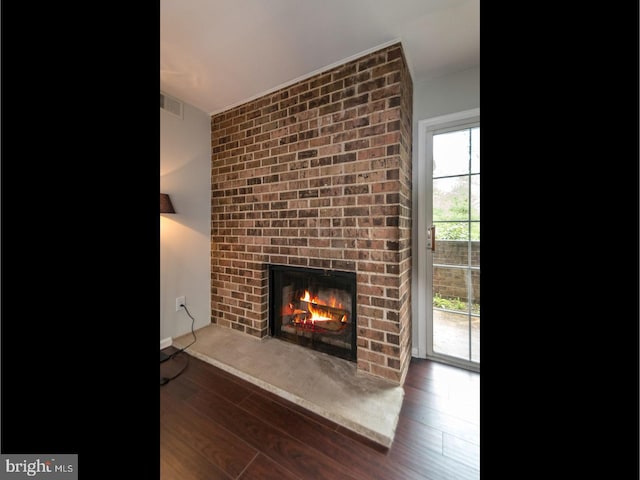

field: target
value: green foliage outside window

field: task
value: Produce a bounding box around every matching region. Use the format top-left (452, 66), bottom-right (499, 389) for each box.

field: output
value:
top-left (433, 293), bottom-right (480, 315)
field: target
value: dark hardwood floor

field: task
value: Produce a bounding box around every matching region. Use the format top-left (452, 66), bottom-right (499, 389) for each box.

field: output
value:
top-left (160, 348), bottom-right (479, 480)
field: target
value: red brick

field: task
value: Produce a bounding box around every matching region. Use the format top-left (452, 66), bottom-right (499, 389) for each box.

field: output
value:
top-left (309, 137), bottom-right (331, 147)
top-left (370, 364), bottom-right (401, 383)
top-left (357, 348), bottom-right (385, 364)
top-left (332, 131), bottom-right (357, 143)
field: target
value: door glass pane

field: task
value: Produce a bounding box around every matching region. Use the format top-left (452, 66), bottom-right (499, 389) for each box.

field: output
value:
top-left (430, 124), bottom-right (479, 366)
top-left (433, 129), bottom-right (471, 177)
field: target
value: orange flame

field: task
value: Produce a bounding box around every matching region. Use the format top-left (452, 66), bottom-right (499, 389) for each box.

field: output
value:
top-left (299, 290), bottom-right (346, 322)
top-left (300, 290), bottom-right (343, 308)
top-left (308, 302), bottom-right (333, 321)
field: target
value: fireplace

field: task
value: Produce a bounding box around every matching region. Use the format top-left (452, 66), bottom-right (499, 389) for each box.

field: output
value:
top-left (211, 42), bottom-right (414, 384)
top-left (269, 265), bottom-right (357, 362)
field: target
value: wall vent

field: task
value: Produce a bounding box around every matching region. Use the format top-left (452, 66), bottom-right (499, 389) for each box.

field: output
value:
top-left (160, 91), bottom-right (183, 118)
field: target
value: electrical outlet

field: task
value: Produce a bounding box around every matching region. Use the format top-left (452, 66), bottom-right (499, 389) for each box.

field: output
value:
top-left (176, 296), bottom-right (185, 311)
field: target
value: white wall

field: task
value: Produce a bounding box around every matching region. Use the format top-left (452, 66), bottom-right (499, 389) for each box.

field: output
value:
top-left (412, 66), bottom-right (479, 127)
top-left (160, 99), bottom-right (211, 343)
top-left (410, 66), bottom-right (480, 354)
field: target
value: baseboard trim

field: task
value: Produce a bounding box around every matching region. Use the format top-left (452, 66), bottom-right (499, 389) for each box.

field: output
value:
top-left (160, 337), bottom-right (173, 350)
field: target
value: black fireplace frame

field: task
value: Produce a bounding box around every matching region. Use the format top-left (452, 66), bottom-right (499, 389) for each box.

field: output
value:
top-left (268, 264), bottom-right (357, 362)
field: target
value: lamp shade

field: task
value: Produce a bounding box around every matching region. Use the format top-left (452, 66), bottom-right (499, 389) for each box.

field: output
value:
top-left (160, 193), bottom-right (176, 213)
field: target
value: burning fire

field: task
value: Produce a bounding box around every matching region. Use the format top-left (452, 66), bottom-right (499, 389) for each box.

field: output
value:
top-left (299, 290), bottom-right (347, 324)
top-left (308, 303), bottom-right (335, 322)
top-left (300, 290), bottom-right (342, 309)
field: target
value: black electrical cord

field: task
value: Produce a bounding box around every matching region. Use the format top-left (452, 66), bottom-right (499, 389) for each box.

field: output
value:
top-left (160, 303), bottom-right (197, 386)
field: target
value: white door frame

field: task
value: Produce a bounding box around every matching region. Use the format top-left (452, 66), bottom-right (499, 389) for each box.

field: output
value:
top-left (413, 108), bottom-right (480, 362)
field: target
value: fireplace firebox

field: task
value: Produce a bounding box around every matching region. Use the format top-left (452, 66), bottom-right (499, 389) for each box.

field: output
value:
top-left (269, 265), bottom-right (357, 362)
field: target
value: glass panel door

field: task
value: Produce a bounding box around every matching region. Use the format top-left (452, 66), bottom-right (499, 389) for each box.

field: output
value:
top-left (429, 124), bottom-right (480, 367)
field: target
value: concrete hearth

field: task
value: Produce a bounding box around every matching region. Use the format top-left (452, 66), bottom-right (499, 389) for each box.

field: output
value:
top-left (172, 323), bottom-right (404, 448)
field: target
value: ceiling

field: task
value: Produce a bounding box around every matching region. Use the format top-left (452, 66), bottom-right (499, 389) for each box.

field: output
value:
top-left (160, 0), bottom-right (479, 115)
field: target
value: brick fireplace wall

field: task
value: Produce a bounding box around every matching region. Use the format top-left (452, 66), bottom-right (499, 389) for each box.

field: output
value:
top-left (210, 43), bottom-right (413, 384)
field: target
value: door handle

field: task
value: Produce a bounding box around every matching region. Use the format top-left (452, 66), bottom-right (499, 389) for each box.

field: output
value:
top-left (427, 225), bottom-right (436, 251)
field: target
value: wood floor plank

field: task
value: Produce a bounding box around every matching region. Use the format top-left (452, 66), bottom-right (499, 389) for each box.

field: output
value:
top-left (389, 447), bottom-right (479, 480)
top-left (389, 432), bottom-right (479, 480)
top-left (403, 373), bottom-right (450, 398)
top-left (405, 365), bottom-right (480, 411)
top-left (400, 391), bottom-right (480, 445)
top-left (442, 432), bottom-right (480, 470)
top-left (186, 391), bottom-right (362, 480)
top-left (161, 451), bottom-right (201, 480)
top-left (160, 352), bottom-right (193, 381)
top-left (160, 423), bottom-right (232, 480)
top-left (238, 453), bottom-right (302, 480)
top-left (159, 371), bottom-right (199, 401)
top-left (161, 390), bottom-right (258, 478)
top-left (403, 383), bottom-right (479, 425)
top-left (393, 415), bottom-right (444, 455)
top-left (239, 392), bottom-right (429, 480)
top-left (405, 359), bottom-right (479, 392)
